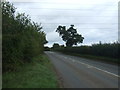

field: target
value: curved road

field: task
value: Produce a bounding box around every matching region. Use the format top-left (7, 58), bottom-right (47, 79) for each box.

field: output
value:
top-left (45, 51), bottom-right (119, 88)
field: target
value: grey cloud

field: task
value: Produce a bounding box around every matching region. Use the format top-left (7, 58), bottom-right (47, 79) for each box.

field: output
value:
top-left (12, 0), bottom-right (118, 47)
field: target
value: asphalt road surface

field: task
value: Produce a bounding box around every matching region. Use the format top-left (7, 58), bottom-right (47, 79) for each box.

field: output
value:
top-left (45, 51), bottom-right (119, 88)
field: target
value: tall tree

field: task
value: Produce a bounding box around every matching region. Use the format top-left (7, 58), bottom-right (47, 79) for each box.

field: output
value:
top-left (56, 25), bottom-right (84, 47)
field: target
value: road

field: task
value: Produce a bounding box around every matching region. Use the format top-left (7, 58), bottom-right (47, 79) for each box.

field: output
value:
top-left (45, 51), bottom-right (119, 88)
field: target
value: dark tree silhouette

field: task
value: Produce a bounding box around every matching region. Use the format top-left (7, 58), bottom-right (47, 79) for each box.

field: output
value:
top-left (56, 25), bottom-right (84, 47)
top-left (52, 43), bottom-right (60, 48)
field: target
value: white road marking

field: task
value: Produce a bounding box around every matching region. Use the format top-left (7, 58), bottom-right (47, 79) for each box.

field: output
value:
top-left (58, 55), bottom-right (119, 77)
top-left (76, 61), bottom-right (120, 77)
top-left (87, 65), bottom-right (94, 68)
top-left (72, 60), bottom-right (75, 62)
top-left (49, 52), bottom-right (55, 54)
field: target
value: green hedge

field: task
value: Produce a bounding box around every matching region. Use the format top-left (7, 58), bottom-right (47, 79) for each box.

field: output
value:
top-left (2, 2), bottom-right (47, 72)
top-left (55, 42), bottom-right (119, 62)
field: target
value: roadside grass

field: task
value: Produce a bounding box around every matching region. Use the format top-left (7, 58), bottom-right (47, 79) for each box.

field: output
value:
top-left (60, 52), bottom-right (119, 65)
top-left (3, 54), bottom-right (58, 88)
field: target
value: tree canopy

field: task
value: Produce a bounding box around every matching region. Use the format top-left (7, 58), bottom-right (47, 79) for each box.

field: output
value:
top-left (56, 25), bottom-right (84, 47)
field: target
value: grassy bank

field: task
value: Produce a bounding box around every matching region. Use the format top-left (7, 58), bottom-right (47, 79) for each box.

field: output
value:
top-left (3, 54), bottom-right (58, 88)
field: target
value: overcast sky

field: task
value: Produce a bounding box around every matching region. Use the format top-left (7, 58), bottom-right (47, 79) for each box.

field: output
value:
top-left (9, 0), bottom-right (118, 47)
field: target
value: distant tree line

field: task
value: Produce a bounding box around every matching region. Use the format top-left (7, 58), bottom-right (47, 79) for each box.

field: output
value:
top-left (52, 43), bottom-right (64, 49)
top-left (2, 2), bottom-right (47, 72)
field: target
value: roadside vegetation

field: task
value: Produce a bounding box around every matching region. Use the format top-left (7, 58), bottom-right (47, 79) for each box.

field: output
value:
top-left (52, 42), bottom-right (119, 64)
top-left (2, 2), bottom-right (47, 72)
top-left (3, 54), bottom-right (58, 88)
top-left (2, 2), bottom-right (58, 88)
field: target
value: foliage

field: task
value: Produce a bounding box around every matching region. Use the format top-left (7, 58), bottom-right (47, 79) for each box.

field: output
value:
top-left (56, 25), bottom-right (84, 47)
top-left (55, 42), bottom-right (119, 63)
top-left (2, 2), bottom-right (47, 72)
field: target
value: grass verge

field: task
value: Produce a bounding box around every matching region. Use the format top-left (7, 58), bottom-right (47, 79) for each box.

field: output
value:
top-left (3, 54), bottom-right (58, 88)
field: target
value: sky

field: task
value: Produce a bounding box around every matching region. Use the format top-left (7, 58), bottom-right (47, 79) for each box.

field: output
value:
top-left (8, 0), bottom-right (119, 47)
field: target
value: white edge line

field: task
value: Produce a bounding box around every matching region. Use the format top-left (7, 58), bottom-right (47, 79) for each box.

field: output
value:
top-left (63, 56), bottom-right (120, 78)
top-left (76, 61), bottom-right (120, 78)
